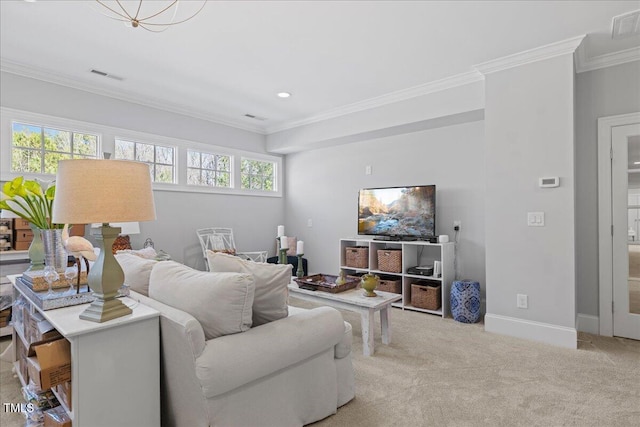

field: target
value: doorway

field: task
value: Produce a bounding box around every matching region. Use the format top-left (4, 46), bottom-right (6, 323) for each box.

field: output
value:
top-left (598, 112), bottom-right (640, 340)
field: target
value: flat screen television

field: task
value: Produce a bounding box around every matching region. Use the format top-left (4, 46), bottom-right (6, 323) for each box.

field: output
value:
top-left (358, 185), bottom-right (436, 240)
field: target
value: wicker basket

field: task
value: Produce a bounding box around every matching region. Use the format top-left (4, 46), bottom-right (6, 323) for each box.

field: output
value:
top-left (345, 246), bottom-right (368, 268)
top-left (377, 249), bottom-right (402, 273)
top-left (377, 275), bottom-right (402, 294)
top-left (411, 282), bottom-right (441, 310)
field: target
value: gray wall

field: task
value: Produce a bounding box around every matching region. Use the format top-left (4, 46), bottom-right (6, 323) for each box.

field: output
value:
top-left (575, 61), bottom-right (640, 316)
top-left (1, 72), bottom-right (284, 267)
top-left (484, 54), bottom-right (576, 329)
top-left (285, 119), bottom-right (486, 291)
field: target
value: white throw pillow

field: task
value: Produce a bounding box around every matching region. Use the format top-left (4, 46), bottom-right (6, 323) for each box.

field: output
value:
top-left (116, 246), bottom-right (158, 259)
top-left (114, 252), bottom-right (158, 296)
top-left (206, 251), bottom-right (290, 326)
top-left (149, 261), bottom-right (255, 339)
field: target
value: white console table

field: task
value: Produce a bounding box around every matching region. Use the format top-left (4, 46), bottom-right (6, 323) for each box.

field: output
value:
top-left (8, 274), bottom-right (161, 426)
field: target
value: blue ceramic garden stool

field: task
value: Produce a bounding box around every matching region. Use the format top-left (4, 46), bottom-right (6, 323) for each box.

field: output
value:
top-left (451, 280), bottom-right (481, 323)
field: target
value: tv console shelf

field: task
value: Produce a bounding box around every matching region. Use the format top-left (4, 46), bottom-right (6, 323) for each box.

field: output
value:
top-left (339, 238), bottom-right (455, 317)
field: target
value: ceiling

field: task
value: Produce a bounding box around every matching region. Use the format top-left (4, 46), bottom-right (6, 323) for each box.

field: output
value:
top-left (1, 1), bottom-right (639, 134)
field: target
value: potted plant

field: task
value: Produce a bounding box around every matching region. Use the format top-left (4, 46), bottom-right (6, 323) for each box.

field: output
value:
top-left (1, 177), bottom-right (65, 271)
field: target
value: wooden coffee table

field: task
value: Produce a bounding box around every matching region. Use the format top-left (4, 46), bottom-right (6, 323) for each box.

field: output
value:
top-left (287, 282), bottom-right (402, 356)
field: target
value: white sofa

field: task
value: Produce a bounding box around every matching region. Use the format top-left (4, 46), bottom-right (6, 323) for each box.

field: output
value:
top-left (121, 256), bottom-right (355, 427)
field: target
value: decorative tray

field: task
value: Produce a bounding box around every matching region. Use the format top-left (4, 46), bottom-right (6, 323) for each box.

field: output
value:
top-left (15, 276), bottom-right (95, 311)
top-left (294, 274), bottom-right (360, 293)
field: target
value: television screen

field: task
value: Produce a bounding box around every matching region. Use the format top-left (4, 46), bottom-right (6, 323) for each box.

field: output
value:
top-left (358, 185), bottom-right (436, 239)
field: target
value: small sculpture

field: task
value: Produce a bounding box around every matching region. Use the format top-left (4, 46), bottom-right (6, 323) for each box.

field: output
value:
top-left (360, 273), bottom-right (380, 297)
top-left (62, 224), bottom-right (97, 293)
top-left (335, 269), bottom-right (347, 286)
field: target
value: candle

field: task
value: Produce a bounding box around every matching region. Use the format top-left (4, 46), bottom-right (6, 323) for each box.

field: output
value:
top-left (277, 225), bottom-right (285, 237)
top-left (297, 240), bottom-right (304, 255)
top-left (280, 235), bottom-right (288, 249)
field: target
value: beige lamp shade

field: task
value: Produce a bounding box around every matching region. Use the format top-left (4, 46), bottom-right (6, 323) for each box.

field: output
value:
top-left (52, 159), bottom-right (156, 224)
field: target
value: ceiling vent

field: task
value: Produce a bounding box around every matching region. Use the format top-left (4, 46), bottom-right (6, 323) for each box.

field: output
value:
top-left (244, 114), bottom-right (267, 121)
top-left (90, 69), bottom-right (124, 81)
top-left (612, 10), bottom-right (640, 39)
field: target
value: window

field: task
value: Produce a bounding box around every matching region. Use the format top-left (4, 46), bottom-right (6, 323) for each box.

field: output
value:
top-left (115, 139), bottom-right (175, 183)
top-left (11, 122), bottom-right (99, 174)
top-left (187, 150), bottom-right (231, 188)
top-left (241, 158), bottom-right (275, 191)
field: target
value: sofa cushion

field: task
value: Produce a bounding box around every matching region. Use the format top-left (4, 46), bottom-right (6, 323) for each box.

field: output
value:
top-left (206, 251), bottom-right (290, 326)
top-left (195, 306), bottom-right (345, 398)
top-left (149, 261), bottom-right (255, 340)
top-left (114, 252), bottom-right (158, 296)
top-left (116, 246), bottom-right (158, 259)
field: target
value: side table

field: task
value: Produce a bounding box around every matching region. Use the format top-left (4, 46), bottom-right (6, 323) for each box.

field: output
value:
top-left (8, 274), bottom-right (161, 426)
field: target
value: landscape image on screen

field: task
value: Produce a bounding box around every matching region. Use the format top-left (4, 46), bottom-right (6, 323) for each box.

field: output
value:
top-left (358, 186), bottom-right (435, 238)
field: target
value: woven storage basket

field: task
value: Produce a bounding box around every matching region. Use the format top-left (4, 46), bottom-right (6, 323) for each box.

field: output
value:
top-left (377, 249), bottom-right (402, 273)
top-left (411, 282), bottom-right (441, 310)
top-left (345, 246), bottom-right (368, 268)
top-left (378, 276), bottom-right (402, 294)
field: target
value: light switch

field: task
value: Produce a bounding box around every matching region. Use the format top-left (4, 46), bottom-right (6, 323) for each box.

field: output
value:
top-left (527, 212), bottom-right (544, 226)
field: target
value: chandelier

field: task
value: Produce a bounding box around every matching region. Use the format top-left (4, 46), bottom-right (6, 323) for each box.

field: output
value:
top-left (95, 0), bottom-right (207, 32)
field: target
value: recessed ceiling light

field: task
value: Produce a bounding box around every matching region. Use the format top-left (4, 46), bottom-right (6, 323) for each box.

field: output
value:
top-left (277, 92), bottom-right (291, 98)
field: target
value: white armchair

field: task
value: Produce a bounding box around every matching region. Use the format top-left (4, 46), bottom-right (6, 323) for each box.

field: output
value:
top-left (196, 228), bottom-right (267, 270)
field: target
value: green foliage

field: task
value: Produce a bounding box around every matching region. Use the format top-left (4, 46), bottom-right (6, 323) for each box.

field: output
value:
top-left (0, 177), bottom-right (62, 229)
top-left (11, 123), bottom-right (98, 174)
top-left (116, 139), bottom-right (175, 183)
top-left (186, 150), bottom-right (231, 188)
top-left (241, 158), bottom-right (274, 191)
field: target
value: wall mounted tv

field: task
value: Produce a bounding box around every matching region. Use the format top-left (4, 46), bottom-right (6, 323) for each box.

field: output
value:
top-left (358, 185), bottom-right (436, 240)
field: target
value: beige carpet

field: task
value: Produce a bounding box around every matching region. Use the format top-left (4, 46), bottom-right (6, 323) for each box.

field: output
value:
top-left (1, 304), bottom-right (639, 427)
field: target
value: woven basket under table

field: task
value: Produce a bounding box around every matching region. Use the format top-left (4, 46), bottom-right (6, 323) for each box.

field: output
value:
top-left (411, 282), bottom-right (441, 310)
top-left (377, 276), bottom-right (402, 294)
top-left (345, 246), bottom-right (369, 268)
top-left (377, 249), bottom-right (402, 273)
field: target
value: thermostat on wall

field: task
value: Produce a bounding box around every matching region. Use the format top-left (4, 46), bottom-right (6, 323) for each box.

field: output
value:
top-left (539, 177), bottom-right (559, 188)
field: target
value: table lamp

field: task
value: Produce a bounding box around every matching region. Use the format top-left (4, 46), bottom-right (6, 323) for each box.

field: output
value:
top-left (52, 159), bottom-right (156, 322)
top-left (92, 222), bottom-right (141, 253)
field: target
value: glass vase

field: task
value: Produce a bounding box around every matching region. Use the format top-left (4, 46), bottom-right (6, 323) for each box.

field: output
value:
top-left (41, 229), bottom-right (67, 273)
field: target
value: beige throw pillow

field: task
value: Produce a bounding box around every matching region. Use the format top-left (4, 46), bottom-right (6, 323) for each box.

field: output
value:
top-left (206, 251), bottom-right (290, 326)
top-left (149, 261), bottom-right (255, 340)
top-left (114, 252), bottom-right (158, 296)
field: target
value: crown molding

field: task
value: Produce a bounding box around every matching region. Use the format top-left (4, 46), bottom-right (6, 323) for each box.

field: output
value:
top-left (575, 45), bottom-right (640, 73)
top-left (0, 59), bottom-right (267, 135)
top-left (474, 35), bottom-right (586, 75)
top-left (265, 70), bottom-right (484, 134)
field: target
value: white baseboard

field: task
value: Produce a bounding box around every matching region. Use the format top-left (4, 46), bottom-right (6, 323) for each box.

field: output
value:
top-left (485, 313), bottom-right (577, 349)
top-left (576, 313), bottom-right (599, 335)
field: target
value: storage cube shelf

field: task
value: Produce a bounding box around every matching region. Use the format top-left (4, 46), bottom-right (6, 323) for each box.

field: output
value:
top-left (339, 238), bottom-right (455, 317)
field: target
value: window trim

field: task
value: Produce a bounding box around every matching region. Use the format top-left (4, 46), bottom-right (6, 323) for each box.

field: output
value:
top-left (4, 113), bottom-right (103, 179)
top-left (186, 149), bottom-right (233, 189)
top-left (114, 138), bottom-right (177, 184)
top-left (240, 156), bottom-right (278, 192)
top-left (1, 107), bottom-right (283, 198)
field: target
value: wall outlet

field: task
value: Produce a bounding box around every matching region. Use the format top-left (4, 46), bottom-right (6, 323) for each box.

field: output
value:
top-left (517, 294), bottom-right (528, 309)
top-left (365, 165), bottom-right (372, 175)
top-left (307, 219), bottom-right (313, 227)
top-left (454, 220), bottom-right (461, 230)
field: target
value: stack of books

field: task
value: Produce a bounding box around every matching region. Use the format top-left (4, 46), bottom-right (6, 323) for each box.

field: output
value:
top-left (21, 270), bottom-right (88, 292)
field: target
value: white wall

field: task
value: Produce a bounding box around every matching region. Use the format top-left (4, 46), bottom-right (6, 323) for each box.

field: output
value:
top-left (0, 72), bottom-right (284, 267)
top-left (285, 119), bottom-right (486, 291)
top-left (575, 61), bottom-right (640, 317)
top-left (483, 54), bottom-right (577, 347)
top-left (267, 80), bottom-right (484, 153)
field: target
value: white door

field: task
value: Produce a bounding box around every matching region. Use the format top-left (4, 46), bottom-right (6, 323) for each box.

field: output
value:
top-left (612, 123), bottom-right (640, 340)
